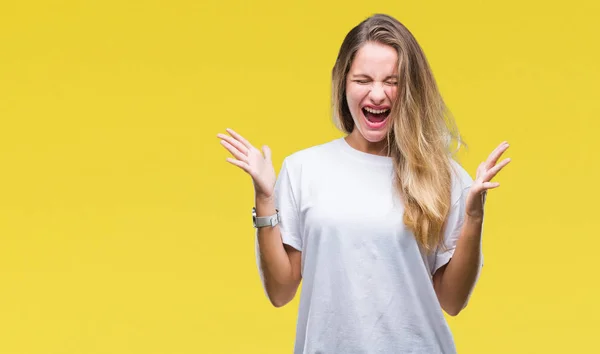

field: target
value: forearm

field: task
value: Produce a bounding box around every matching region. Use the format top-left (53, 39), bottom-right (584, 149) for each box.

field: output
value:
top-left (255, 196), bottom-right (298, 286)
top-left (435, 215), bottom-right (484, 315)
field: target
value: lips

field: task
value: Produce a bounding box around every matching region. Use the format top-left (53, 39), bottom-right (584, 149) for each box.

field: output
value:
top-left (362, 106), bottom-right (390, 129)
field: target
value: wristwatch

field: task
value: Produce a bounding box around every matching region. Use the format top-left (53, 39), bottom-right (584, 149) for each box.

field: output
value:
top-left (252, 207), bottom-right (281, 228)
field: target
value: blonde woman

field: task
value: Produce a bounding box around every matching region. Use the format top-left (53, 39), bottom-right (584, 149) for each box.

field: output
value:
top-left (217, 13), bottom-right (510, 354)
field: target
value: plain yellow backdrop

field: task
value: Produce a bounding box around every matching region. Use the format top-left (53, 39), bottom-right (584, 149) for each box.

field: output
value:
top-left (1, 0), bottom-right (598, 353)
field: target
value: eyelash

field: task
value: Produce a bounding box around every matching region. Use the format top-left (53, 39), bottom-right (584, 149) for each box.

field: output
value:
top-left (354, 80), bottom-right (397, 86)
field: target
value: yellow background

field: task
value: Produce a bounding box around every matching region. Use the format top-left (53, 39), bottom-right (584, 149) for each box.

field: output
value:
top-left (1, 0), bottom-right (598, 353)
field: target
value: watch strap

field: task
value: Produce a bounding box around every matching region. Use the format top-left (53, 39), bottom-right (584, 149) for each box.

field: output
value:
top-left (253, 207), bottom-right (281, 228)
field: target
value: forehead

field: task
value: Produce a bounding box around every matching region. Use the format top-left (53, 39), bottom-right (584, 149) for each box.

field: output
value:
top-left (349, 42), bottom-right (398, 75)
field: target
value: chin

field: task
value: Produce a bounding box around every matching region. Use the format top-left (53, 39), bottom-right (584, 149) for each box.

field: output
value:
top-left (362, 131), bottom-right (387, 143)
top-left (359, 120), bottom-right (389, 143)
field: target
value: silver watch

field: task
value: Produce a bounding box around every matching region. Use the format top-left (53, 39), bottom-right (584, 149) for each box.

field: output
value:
top-left (252, 207), bottom-right (281, 228)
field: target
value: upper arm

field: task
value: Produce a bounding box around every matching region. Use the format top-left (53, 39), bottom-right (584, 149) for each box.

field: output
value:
top-left (432, 161), bottom-right (473, 275)
top-left (285, 244), bottom-right (302, 284)
top-left (432, 262), bottom-right (448, 296)
top-left (262, 244), bottom-right (301, 307)
top-left (430, 162), bottom-right (473, 303)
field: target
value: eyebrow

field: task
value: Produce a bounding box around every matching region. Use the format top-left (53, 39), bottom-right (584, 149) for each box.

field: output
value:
top-left (351, 73), bottom-right (398, 80)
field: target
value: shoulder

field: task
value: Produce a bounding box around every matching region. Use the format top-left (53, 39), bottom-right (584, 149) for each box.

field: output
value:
top-left (448, 158), bottom-right (474, 205)
top-left (281, 138), bottom-right (342, 171)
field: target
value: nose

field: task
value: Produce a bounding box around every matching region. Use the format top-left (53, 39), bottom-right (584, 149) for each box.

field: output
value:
top-left (369, 83), bottom-right (386, 105)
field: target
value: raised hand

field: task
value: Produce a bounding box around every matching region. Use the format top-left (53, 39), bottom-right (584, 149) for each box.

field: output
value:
top-left (217, 128), bottom-right (276, 201)
top-left (465, 141), bottom-right (511, 220)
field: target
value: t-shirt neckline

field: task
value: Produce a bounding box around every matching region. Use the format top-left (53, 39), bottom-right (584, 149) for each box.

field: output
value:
top-left (337, 137), bottom-right (394, 166)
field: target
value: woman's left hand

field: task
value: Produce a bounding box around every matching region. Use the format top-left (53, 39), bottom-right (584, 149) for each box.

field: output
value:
top-left (465, 141), bottom-right (511, 221)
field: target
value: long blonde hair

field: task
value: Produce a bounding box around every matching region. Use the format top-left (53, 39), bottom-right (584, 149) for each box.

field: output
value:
top-left (332, 14), bottom-right (464, 253)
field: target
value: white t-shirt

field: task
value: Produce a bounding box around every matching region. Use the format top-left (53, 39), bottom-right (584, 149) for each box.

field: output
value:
top-left (256, 137), bottom-right (482, 354)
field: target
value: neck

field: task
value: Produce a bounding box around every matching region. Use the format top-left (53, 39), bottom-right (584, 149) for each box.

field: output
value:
top-left (345, 130), bottom-right (389, 156)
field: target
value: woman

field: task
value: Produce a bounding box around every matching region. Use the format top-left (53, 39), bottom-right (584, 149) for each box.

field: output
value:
top-left (217, 13), bottom-right (510, 354)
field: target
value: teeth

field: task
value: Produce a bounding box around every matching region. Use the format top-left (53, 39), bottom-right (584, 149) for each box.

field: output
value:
top-left (364, 107), bottom-right (390, 114)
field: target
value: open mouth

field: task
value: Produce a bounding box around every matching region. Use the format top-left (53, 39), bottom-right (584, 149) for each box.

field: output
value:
top-left (362, 106), bottom-right (390, 128)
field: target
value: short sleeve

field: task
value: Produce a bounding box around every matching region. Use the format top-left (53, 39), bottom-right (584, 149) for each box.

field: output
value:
top-left (432, 161), bottom-right (483, 275)
top-left (273, 158), bottom-right (303, 251)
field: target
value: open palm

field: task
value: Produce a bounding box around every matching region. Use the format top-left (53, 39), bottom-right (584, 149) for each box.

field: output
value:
top-left (465, 141), bottom-right (511, 219)
top-left (217, 128), bottom-right (276, 200)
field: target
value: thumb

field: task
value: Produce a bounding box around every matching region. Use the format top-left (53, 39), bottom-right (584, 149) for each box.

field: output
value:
top-left (262, 145), bottom-right (272, 162)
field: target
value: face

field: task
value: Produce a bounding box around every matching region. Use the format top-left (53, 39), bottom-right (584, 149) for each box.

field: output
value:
top-left (345, 41), bottom-right (398, 153)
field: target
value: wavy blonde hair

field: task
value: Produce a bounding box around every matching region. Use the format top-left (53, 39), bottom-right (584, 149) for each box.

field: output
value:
top-left (332, 14), bottom-right (464, 253)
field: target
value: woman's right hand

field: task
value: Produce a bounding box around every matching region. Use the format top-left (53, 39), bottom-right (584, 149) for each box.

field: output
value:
top-left (217, 128), bottom-right (276, 201)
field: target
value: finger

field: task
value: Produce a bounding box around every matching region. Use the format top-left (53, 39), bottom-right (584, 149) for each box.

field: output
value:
top-left (217, 133), bottom-right (249, 155)
top-left (226, 128), bottom-right (253, 150)
top-left (491, 141), bottom-right (509, 155)
top-left (485, 142), bottom-right (509, 167)
top-left (476, 162), bottom-right (485, 179)
top-left (485, 142), bottom-right (509, 169)
top-left (469, 184), bottom-right (486, 196)
top-left (221, 139), bottom-right (248, 162)
top-left (262, 145), bottom-right (272, 163)
top-left (484, 157), bottom-right (511, 181)
top-left (226, 157), bottom-right (250, 172)
top-left (482, 181), bottom-right (500, 189)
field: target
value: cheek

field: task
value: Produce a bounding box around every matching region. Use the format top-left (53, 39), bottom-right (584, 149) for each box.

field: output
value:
top-left (386, 86), bottom-right (398, 101)
top-left (346, 84), bottom-right (369, 108)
